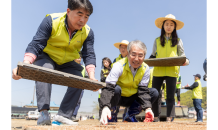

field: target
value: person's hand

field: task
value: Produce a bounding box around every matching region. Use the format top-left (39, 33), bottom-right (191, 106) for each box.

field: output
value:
top-left (185, 83), bottom-right (189, 87)
top-left (182, 59), bottom-right (189, 66)
top-left (143, 108), bottom-right (154, 122)
top-left (12, 67), bottom-right (22, 80)
top-left (100, 106), bottom-right (111, 125)
top-left (181, 86), bottom-right (185, 89)
top-left (12, 60), bottom-right (31, 80)
top-left (92, 89), bottom-right (99, 92)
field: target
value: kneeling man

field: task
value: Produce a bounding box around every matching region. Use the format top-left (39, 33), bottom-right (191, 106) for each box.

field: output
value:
top-left (99, 40), bottom-right (158, 125)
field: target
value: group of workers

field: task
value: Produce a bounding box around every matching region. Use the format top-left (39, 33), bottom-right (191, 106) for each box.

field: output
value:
top-left (11, 0), bottom-right (205, 126)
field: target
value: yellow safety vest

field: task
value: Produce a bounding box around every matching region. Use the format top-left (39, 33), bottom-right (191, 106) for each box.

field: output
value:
top-left (148, 68), bottom-right (154, 88)
top-left (116, 58), bottom-right (148, 97)
top-left (192, 80), bottom-right (202, 99)
top-left (111, 54), bottom-right (123, 68)
top-left (81, 65), bottom-right (85, 77)
top-left (153, 37), bottom-right (180, 77)
top-left (176, 76), bottom-right (182, 89)
top-left (43, 12), bottom-right (90, 65)
top-left (102, 69), bottom-right (109, 78)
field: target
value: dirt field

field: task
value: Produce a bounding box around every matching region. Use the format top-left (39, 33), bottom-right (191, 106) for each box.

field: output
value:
top-left (11, 118), bottom-right (207, 130)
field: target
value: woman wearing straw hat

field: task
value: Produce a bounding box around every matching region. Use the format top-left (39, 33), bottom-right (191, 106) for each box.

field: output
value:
top-left (150, 14), bottom-right (189, 122)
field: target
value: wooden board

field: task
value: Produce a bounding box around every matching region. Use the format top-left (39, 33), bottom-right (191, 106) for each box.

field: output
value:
top-left (17, 62), bottom-right (105, 90)
top-left (144, 56), bottom-right (186, 66)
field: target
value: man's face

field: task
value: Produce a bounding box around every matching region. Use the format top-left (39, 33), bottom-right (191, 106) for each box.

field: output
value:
top-left (127, 45), bottom-right (145, 69)
top-left (119, 44), bottom-right (128, 57)
top-left (67, 8), bottom-right (90, 31)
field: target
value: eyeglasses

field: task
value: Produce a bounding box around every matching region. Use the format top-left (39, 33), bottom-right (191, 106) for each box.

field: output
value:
top-left (129, 52), bottom-right (144, 59)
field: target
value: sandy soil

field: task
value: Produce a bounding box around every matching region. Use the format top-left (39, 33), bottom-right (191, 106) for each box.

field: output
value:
top-left (11, 118), bottom-right (207, 130)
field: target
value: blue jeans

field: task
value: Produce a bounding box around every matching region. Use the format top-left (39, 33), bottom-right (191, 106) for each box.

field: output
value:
top-left (193, 99), bottom-right (203, 121)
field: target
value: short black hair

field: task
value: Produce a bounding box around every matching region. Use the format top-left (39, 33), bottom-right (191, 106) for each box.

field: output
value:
top-left (68, 0), bottom-right (93, 15)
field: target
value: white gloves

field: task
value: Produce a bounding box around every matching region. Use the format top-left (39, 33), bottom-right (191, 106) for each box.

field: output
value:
top-left (100, 106), bottom-right (111, 125)
top-left (144, 108), bottom-right (154, 122)
top-left (181, 86), bottom-right (185, 89)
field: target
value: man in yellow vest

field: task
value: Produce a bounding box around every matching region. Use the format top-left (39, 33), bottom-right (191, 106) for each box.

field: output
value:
top-left (12, 0), bottom-right (97, 126)
top-left (182, 74), bottom-right (203, 122)
top-left (99, 40), bottom-right (158, 125)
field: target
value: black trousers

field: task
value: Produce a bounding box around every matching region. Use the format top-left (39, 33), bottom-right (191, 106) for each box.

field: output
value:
top-left (152, 76), bottom-right (177, 117)
top-left (175, 89), bottom-right (180, 101)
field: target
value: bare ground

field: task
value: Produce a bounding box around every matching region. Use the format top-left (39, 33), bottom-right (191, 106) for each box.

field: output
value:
top-left (11, 118), bottom-right (207, 130)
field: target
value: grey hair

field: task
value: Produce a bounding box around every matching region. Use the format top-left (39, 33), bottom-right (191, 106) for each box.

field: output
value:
top-left (127, 40), bottom-right (147, 55)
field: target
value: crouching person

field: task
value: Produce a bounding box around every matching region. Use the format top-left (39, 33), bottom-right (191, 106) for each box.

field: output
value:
top-left (99, 40), bottom-right (158, 125)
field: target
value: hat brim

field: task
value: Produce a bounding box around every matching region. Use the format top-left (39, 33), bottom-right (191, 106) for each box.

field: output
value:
top-left (114, 42), bottom-right (128, 49)
top-left (155, 17), bottom-right (184, 30)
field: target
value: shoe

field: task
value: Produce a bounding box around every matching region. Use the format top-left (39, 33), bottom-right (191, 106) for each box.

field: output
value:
top-left (177, 101), bottom-right (180, 106)
top-left (37, 110), bottom-right (51, 125)
top-left (196, 120), bottom-right (203, 123)
top-left (71, 116), bottom-right (79, 122)
top-left (153, 117), bottom-right (159, 122)
top-left (52, 115), bottom-right (78, 126)
top-left (108, 106), bottom-right (118, 122)
top-left (166, 117), bottom-right (173, 122)
top-left (123, 101), bottom-right (141, 122)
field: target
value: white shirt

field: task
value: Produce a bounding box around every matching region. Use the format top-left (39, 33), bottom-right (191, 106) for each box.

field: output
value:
top-left (105, 61), bottom-right (150, 86)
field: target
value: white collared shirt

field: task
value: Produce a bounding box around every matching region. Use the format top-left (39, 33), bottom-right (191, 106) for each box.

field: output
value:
top-left (105, 61), bottom-right (150, 86)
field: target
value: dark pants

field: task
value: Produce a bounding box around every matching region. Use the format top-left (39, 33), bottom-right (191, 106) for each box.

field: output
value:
top-left (33, 52), bottom-right (84, 119)
top-left (193, 99), bottom-right (203, 121)
top-left (175, 89), bottom-right (180, 101)
top-left (152, 76), bottom-right (177, 117)
top-left (73, 90), bottom-right (84, 117)
top-left (110, 85), bottom-right (158, 108)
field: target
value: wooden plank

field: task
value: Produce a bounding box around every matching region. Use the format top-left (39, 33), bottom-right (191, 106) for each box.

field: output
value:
top-left (144, 56), bottom-right (186, 66)
top-left (17, 62), bottom-right (105, 90)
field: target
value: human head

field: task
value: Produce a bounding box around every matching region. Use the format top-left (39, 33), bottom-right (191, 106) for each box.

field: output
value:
top-left (114, 40), bottom-right (129, 57)
top-left (67, 0), bottom-right (93, 31)
top-left (102, 57), bottom-right (112, 69)
top-left (127, 40), bottom-right (146, 69)
top-left (119, 44), bottom-right (128, 57)
top-left (193, 74), bottom-right (201, 80)
top-left (160, 20), bottom-right (178, 47)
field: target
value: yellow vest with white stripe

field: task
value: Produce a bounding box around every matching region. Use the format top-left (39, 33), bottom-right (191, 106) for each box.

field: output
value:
top-left (148, 68), bottom-right (154, 88)
top-left (111, 54), bottom-right (123, 68)
top-left (192, 80), bottom-right (202, 99)
top-left (116, 57), bottom-right (148, 97)
top-left (176, 76), bottom-right (182, 89)
top-left (43, 12), bottom-right (91, 65)
top-left (153, 37), bottom-right (180, 77)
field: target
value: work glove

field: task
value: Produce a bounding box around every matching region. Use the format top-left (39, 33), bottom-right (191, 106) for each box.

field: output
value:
top-left (100, 106), bottom-right (111, 125)
top-left (181, 86), bottom-right (185, 89)
top-left (143, 108), bottom-right (154, 122)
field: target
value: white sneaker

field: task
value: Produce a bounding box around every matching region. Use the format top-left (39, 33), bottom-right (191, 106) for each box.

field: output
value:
top-left (52, 115), bottom-right (78, 126)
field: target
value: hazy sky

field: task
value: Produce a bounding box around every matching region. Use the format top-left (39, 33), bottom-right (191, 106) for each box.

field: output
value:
top-left (10, 0), bottom-right (208, 114)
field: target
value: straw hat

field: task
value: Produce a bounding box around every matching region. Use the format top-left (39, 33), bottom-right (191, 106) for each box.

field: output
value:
top-left (155, 14), bottom-right (184, 30)
top-left (114, 40), bottom-right (129, 49)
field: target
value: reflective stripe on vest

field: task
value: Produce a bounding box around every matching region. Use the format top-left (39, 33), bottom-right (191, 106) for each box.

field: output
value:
top-left (153, 37), bottom-right (180, 77)
top-left (176, 76), bottom-right (182, 89)
top-left (43, 12), bottom-right (90, 65)
top-left (148, 68), bottom-right (154, 88)
top-left (111, 54), bottom-right (123, 68)
top-left (102, 69), bottom-right (109, 77)
top-left (192, 80), bottom-right (202, 99)
top-left (81, 65), bottom-right (85, 77)
top-left (116, 57), bottom-right (148, 97)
